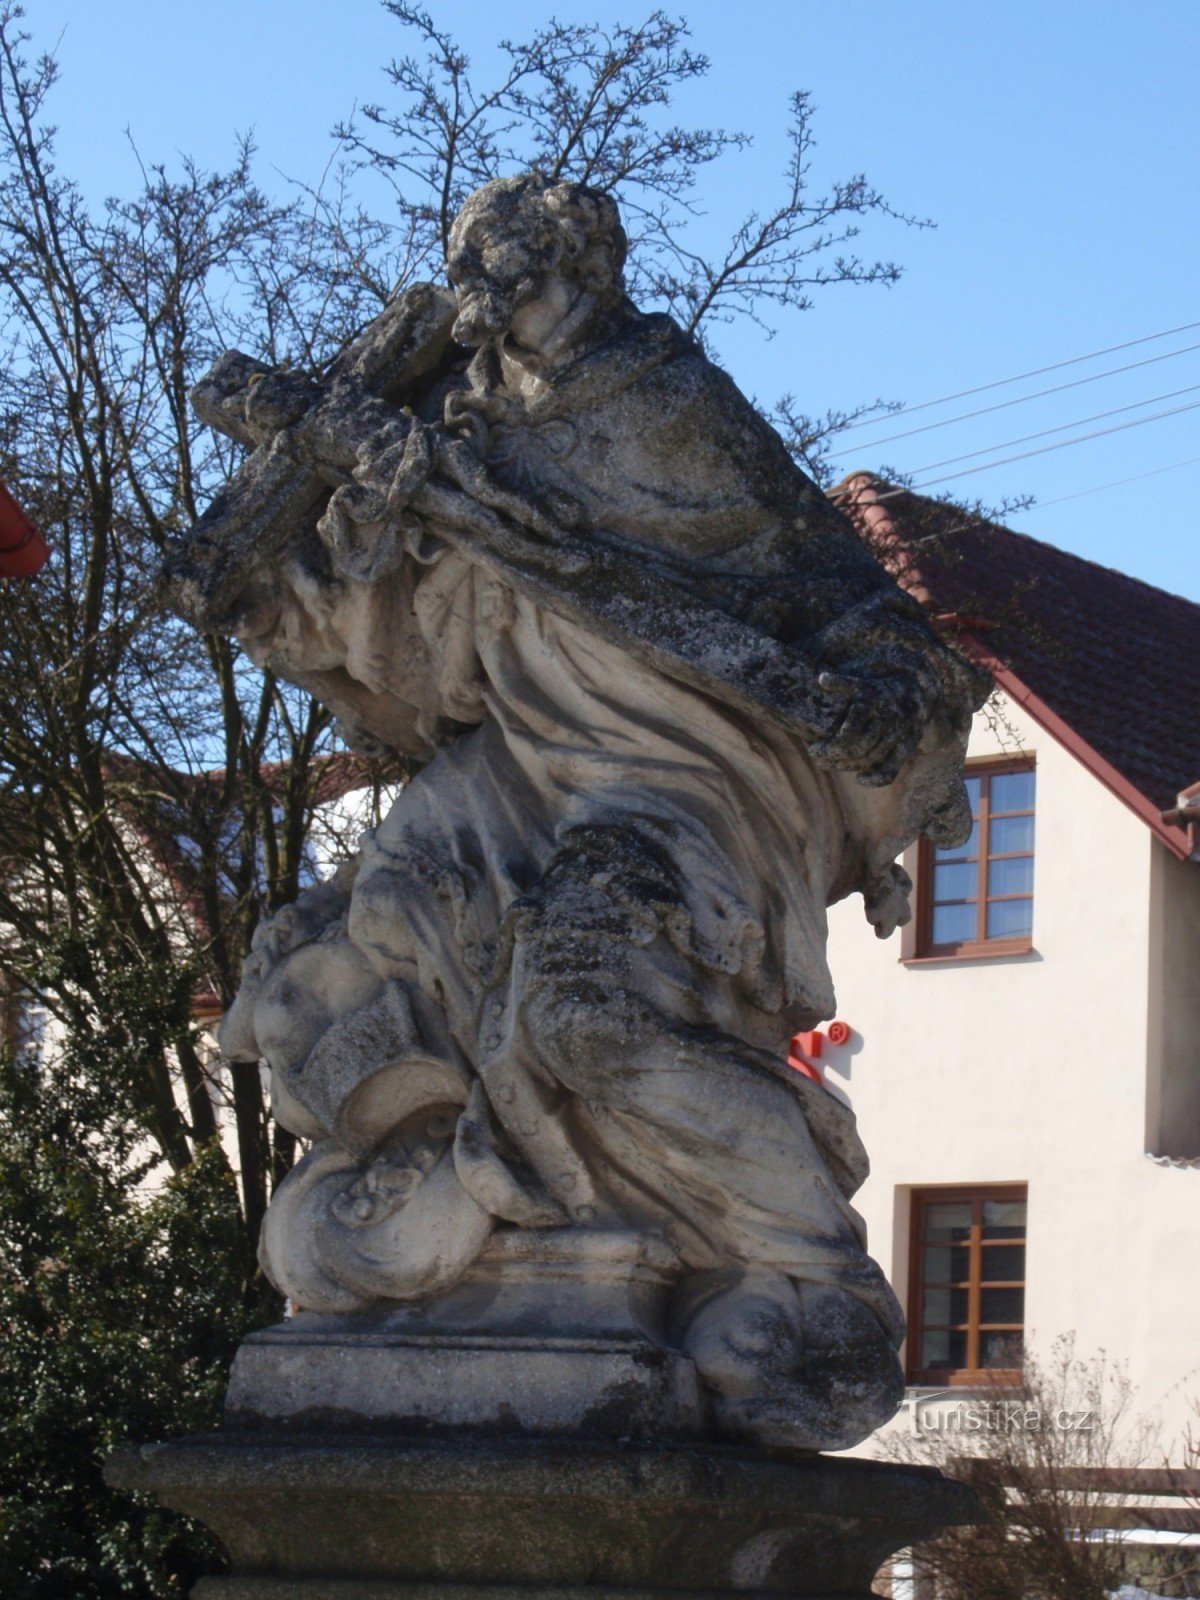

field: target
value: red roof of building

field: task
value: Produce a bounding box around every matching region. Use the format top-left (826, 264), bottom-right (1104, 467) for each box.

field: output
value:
top-left (833, 474), bottom-right (1200, 855)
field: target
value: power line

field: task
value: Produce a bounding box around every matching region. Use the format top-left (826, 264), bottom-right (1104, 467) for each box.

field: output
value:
top-left (1033, 454), bottom-right (1200, 509)
top-left (908, 382), bottom-right (1200, 477)
top-left (838, 317), bottom-right (1200, 432)
top-left (829, 339), bottom-right (1200, 453)
top-left (905, 397), bottom-right (1200, 491)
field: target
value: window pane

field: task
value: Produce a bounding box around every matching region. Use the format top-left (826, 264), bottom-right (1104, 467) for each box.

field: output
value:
top-left (980, 1286), bottom-right (1025, 1324)
top-left (932, 902), bottom-right (977, 945)
top-left (923, 1286), bottom-right (969, 1325)
top-left (990, 770), bottom-right (1035, 813)
top-left (964, 776), bottom-right (982, 814)
top-left (923, 1287), bottom-right (948, 1324)
top-left (924, 1244), bottom-right (970, 1283)
top-left (981, 1329), bottom-right (1024, 1369)
top-left (925, 1202), bottom-right (973, 1242)
top-left (920, 1327), bottom-right (949, 1366)
top-left (987, 898), bottom-right (1032, 939)
top-left (934, 861), bottom-right (977, 901)
top-left (922, 1328), bottom-right (967, 1370)
top-left (991, 814), bottom-right (1035, 854)
top-left (936, 822), bottom-right (979, 863)
top-left (982, 1199), bottom-right (1027, 1238)
top-left (979, 1243), bottom-right (1025, 1281)
top-left (988, 856), bottom-right (1033, 897)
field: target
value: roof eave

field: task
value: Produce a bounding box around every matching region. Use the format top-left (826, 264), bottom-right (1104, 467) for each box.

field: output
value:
top-left (962, 636), bottom-right (1193, 862)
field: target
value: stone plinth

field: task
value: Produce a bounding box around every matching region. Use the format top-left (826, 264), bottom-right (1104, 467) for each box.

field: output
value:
top-left (225, 1231), bottom-right (703, 1441)
top-left (107, 1431), bottom-right (975, 1600)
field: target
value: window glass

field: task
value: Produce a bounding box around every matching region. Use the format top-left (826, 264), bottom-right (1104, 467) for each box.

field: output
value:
top-left (922, 1328), bottom-right (967, 1370)
top-left (934, 861), bottom-right (976, 901)
top-left (923, 1286), bottom-right (969, 1325)
top-left (924, 1244), bottom-right (970, 1283)
top-left (988, 857), bottom-right (1034, 897)
top-left (991, 813), bottom-right (1035, 855)
top-left (935, 823), bottom-right (979, 863)
top-left (963, 775), bottom-right (983, 813)
top-left (932, 903), bottom-right (976, 945)
top-left (991, 770), bottom-right (1035, 812)
top-left (982, 1199), bottom-right (1027, 1237)
top-left (924, 1202), bottom-right (973, 1241)
top-left (979, 1243), bottom-right (1024, 1280)
top-left (987, 899), bottom-right (1033, 939)
top-left (980, 1286), bottom-right (1025, 1324)
top-left (921, 1327), bottom-right (950, 1366)
top-left (981, 1330), bottom-right (1024, 1368)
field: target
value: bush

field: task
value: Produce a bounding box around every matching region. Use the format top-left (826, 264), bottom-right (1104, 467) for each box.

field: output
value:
top-left (0, 950), bottom-right (258, 1598)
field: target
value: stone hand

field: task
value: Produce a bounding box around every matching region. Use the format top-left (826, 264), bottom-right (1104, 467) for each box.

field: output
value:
top-left (809, 664), bottom-right (933, 788)
top-left (317, 418), bottom-right (435, 582)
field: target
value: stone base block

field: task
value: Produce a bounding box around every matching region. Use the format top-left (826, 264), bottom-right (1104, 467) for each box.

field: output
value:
top-left (227, 1332), bottom-right (703, 1440)
top-left (106, 1432), bottom-right (977, 1600)
top-left (225, 1229), bottom-right (704, 1442)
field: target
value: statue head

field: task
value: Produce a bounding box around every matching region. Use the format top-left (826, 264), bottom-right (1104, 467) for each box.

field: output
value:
top-left (446, 174), bottom-right (627, 349)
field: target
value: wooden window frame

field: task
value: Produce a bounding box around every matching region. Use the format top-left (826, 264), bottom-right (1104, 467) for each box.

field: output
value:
top-left (907, 1183), bottom-right (1027, 1387)
top-left (913, 756), bottom-right (1035, 960)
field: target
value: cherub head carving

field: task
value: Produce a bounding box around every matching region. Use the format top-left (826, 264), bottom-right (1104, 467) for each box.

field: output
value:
top-left (446, 174), bottom-right (627, 350)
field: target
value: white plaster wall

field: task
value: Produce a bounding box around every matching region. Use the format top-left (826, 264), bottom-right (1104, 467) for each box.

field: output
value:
top-left (1147, 843), bottom-right (1200, 1159)
top-left (823, 696), bottom-right (1200, 1454)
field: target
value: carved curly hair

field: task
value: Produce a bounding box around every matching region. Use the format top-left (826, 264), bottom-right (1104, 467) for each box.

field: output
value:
top-left (449, 173), bottom-right (627, 307)
top-left (539, 179), bottom-right (627, 300)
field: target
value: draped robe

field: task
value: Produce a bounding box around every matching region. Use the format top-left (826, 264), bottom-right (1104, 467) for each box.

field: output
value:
top-left (219, 301), bottom-right (979, 1324)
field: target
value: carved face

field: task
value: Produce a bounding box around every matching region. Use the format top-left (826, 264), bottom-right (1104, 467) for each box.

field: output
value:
top-left (446, 176), bottom-right (626, 350)
top-left (446, 212), bottom-right (560, 347)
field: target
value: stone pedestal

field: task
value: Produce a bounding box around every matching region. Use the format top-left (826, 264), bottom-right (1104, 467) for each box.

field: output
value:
top-left (106, 1231), bottom-right (977, 1596)
top-left (224, 1231), bottom-right (703, 1442)
top-left (107, 1431), bottom-right (974, 1600)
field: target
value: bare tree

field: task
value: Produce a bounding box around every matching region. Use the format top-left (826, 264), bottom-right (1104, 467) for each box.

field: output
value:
top-left (0, 4), bottom-right (397, 1289)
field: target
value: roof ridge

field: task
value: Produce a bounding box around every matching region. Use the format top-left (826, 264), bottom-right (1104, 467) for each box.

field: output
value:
top-left (832, 470), bottom-right (1200, 614)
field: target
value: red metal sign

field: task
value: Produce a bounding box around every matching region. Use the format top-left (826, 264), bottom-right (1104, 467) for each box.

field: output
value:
top-left (0, 481), bottom-right (49, 576)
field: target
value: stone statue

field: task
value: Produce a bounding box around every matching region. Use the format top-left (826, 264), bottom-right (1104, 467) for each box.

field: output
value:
top-left (167, 173), bottom-right (985, 1452)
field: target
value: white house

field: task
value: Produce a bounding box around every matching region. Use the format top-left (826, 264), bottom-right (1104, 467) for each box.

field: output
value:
top-left (810, 476), bottom-right (1200, 1455)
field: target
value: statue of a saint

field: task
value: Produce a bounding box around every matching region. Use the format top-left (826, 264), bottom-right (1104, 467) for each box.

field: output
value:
top-left (170, 174), bottom-right (984, 1450)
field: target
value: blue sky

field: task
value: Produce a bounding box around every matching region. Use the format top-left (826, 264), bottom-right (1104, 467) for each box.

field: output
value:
top-left (32, 0), bottom-right (1200, 599)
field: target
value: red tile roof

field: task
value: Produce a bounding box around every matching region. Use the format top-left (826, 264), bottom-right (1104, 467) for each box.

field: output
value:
top-left (833, 474), bottom-right (1200, 843)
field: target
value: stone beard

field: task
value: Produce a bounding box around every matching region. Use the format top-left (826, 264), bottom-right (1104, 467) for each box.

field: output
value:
top-left (174, 173), bottom-right (985, 1451)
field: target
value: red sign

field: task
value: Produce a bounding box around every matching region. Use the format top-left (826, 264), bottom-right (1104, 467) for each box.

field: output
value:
top-left (786, 1021), bottom-right (853, 1085)
top-left (0, 481), bottom-right (49, 576)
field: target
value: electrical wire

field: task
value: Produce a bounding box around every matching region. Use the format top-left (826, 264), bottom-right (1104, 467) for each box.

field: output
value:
top-left (837, 317), bottom-right (1200, 432)
top-left (1033, 454), bottom-right (1200, 509)
top-left (907, 382), bottom-right (1200, 477)
top-left (903, 396), bottom-right (1200, 491)
top-left (827, 339), bottom-right (1200, 453)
